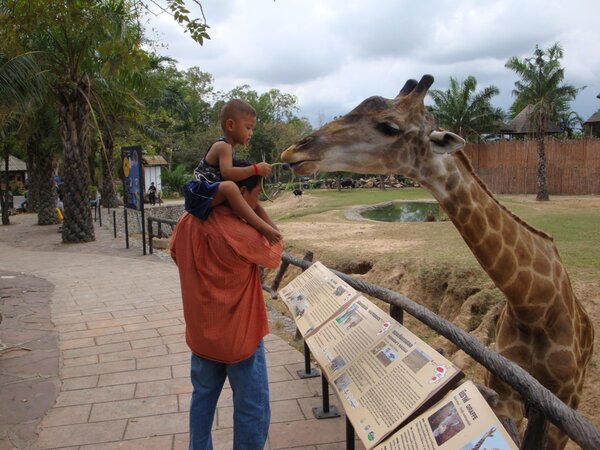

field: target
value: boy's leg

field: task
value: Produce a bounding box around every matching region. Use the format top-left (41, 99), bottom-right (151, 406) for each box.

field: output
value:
top-left (227, 341), bottom-right (270, 450)
top-left (189, 353), bottom-right (227, 450)
top-left (211, 181), bottom-right (281, 244)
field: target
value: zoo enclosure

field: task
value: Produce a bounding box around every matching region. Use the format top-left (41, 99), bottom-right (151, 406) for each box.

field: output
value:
top-left (268, 252), bottom-right (600, 449)
top-left (143, 215), bottom-right (600, 448)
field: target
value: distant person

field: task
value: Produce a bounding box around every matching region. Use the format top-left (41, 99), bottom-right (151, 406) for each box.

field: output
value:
top-left (20, 190), bottom-right (28, 211)
top-left (185, 99), bottom-right (281, 245)
top-left (171, 163), bottom-right (283, 450)
top-left (148, 182), bottom-right (157, 206)
top-left (56, 193), bottom-right (64, 212)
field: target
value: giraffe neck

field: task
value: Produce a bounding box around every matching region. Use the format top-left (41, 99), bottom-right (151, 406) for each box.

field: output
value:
top-left (418, 151), bottom-right (575, 326)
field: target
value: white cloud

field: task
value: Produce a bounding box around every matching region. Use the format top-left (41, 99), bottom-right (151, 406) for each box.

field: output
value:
top-left (148, 0), bottom-right (600, 126)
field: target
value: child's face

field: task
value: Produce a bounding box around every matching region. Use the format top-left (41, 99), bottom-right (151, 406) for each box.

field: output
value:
top-left (228, 114), bottom-right (256, 146)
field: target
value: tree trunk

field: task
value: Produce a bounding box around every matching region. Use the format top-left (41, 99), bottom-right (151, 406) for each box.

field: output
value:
top-left (100, 124), bottom-right (119, 208)
top-left (58, 79), bottom-right (95, 242)
top-left (36, 148), bottom-right (58, 225)
top-left (535, 135), bottom-right (549, 201)
top-left (1, 149), bottom-right (9, 225)
top-left (26, 141), bottom-right (41, 213)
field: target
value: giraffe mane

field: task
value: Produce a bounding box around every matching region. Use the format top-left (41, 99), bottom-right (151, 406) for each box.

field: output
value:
top-left (454, 150), bottom-right (555, 242)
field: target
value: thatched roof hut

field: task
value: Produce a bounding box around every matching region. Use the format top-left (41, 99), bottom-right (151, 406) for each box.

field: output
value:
top-left (500, 104), bottom-right (561, 136)
top-left (584, 108), bottom-right (600, 138)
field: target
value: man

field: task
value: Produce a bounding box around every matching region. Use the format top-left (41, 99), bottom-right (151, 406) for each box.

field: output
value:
top-left (170, 166), bottom-right (283, 450)
top-left (148, 182), bottom-right (157, 205)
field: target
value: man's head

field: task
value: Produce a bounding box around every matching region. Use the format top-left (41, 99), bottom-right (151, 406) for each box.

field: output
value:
top-left (233, 160), bottom-right (262, 209)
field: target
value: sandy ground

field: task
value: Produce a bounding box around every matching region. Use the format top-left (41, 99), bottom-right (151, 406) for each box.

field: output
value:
top-left (265, 192), bottom-right (600, 448)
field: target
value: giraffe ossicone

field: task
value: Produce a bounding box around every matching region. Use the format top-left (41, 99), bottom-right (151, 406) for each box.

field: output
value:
top-left (281, 74), bottom-right (594, 450)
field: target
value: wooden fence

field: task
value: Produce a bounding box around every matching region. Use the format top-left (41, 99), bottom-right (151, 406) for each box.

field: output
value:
top-left (462, 138), bottom-right (600, 195)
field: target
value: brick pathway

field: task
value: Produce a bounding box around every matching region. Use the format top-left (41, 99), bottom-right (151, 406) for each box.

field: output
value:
top-left (0, 213), bottom-right (364, 450)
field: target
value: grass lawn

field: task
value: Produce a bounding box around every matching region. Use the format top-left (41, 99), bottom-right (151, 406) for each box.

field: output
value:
top-left (270, 188), bottom-right (600, 278)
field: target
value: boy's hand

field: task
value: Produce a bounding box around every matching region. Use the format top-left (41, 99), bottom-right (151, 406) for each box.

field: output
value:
top-left (256, 162), bottom-right (272, 177)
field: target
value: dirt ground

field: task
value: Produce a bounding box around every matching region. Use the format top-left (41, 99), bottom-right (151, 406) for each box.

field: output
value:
top-left (264, 191), bottom-right (600, 448)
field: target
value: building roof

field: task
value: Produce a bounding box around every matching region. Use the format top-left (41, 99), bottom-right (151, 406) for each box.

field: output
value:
top-left (0, 155), bottom-right (27, 172)
top-left (142, 155), bottom-right (169, 166)
top-left (585, 109), bottom-right (600, 125)
top-left (500, 104), bottom-right (561, 134)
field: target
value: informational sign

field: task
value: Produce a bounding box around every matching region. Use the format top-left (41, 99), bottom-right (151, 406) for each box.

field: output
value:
top-left (121, 146), bottom-right (144, 211)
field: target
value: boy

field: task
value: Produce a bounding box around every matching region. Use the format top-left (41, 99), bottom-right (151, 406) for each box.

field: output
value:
top-left (185, 99), bottom-right (281, 244)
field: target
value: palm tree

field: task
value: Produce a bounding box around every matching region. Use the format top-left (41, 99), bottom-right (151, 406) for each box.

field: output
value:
top-left (505, 43), bottom-right (581, 201)
top-left (428, 76), bottom-right (504, 142)
top-left (558, 110), bottom-right (584, 139)
top-left (3, 0), bottom-right (146, 241)
top-left (20, 104), bottom-right (62, 225)
top-left (0, 51), bottom-right (46, 224)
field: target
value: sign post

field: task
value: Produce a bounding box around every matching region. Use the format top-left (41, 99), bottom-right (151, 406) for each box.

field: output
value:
top-left (121, 145), bottom-right (147, 255)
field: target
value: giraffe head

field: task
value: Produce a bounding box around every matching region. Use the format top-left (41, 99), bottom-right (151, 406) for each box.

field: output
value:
top-left (281, 75), bottom-right (465, 181)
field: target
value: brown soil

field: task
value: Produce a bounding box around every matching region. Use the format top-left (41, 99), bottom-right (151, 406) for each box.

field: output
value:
top-left (264, 192), bottom-right (600, 449)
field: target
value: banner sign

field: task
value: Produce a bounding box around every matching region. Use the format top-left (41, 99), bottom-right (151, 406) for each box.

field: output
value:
top-left (121, 146), bottom-right (144, 211)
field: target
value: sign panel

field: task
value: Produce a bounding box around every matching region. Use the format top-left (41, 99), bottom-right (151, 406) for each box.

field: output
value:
top-left (121, 146), bottom-right (144, 211)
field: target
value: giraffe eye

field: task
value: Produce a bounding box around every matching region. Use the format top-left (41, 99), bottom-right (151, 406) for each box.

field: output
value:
top-left (297, 136), bottom-right (313, 148)
top-left (376, 122), bottom-right (402, 136)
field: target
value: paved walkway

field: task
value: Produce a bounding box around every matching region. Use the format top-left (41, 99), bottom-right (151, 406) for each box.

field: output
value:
top-left (0, 212), bottom-right (364, 450)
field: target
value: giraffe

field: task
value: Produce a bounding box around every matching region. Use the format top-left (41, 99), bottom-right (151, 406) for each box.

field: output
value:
top-left (280, 75), bottom-right (594, 449)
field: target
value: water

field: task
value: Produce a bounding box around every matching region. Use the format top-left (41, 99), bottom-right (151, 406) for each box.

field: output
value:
top-left (361, 202), bottom-right (441, 222)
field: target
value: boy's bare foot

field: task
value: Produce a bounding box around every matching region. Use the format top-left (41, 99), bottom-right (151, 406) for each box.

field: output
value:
top-left (262, 226), bottom-right (282, 246)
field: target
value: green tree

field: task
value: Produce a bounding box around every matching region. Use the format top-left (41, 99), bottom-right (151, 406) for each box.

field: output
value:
top-left (19, 104), bottom-right (61, 225)
top-left (137, 0), bottom-right (210, 45)
top-left (558, 110), bottom-right (584, 139)
top-left (0, 50), bottom-right (46, 224)
top-left (505, 43), bottom-right (582, 201)
top-left (161, 164), bottom-right (190, 196)
top-left (428, 76), bottom-right (504, 141)
top-left (2, 0), bottom-right (146, 241)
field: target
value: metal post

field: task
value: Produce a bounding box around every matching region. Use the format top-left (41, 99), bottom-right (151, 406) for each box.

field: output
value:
top-left (148, 217), bottom-right (154, 255)
top-left (346, 417), bottom-right (355, 450)
top-left (98, 205), bottom-right (102, 227)
top-left (141, 207), bottom-right (146, 255)
top-left (124, 208), bottom-right (129, 249)
top-left (296, 341), bottom-right (320, 379)
top-left (390, 303), bottom-right (404, 325)
top-left (312, 373), bottom-right (340, 419)
top-left (113, 210), bottom-right (117, 238)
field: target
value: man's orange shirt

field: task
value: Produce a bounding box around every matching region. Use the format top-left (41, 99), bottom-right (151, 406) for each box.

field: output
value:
top-left (170, 208), bottom-right (282, 363)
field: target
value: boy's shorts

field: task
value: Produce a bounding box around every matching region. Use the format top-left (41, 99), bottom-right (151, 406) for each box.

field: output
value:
top-left (183, 179), bottom-right (220, 220)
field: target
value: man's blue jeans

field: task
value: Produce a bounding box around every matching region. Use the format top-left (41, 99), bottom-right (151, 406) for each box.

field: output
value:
top-left (188, 340), bottom-right (270, 450)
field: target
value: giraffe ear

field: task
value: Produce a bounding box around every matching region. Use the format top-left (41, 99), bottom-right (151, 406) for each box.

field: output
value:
top-left (429, 130), bottom-right (465, 154)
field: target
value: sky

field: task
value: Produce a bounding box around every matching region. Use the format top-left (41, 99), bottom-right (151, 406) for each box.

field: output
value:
top-left (146, 0), bottom-right (600, 127)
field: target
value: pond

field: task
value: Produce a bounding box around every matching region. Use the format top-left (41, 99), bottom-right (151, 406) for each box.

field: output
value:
top-left (360, 201), bottom-right (441, 222)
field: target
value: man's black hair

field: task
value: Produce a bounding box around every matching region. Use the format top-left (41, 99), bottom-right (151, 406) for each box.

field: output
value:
top-left (232, 159), bottom-right (262, 191)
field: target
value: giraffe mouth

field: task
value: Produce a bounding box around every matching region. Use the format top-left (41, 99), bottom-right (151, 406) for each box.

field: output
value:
top-left (286, 160), bottom-right (320, 175)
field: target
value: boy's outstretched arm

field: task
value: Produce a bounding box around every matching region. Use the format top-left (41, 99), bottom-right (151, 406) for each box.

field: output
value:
top-left (255, 204), bottom-right (279, 231)
top-left (216, 143), bottom-right (273, 181)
